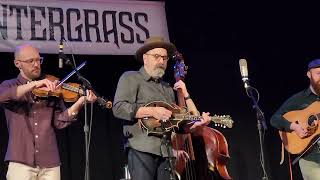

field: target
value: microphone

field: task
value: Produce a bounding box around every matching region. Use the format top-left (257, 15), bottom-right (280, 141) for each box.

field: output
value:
top-left (239, 59), bottom-right (250, 89)
top-left (59, 39), bottom-right (64, 68)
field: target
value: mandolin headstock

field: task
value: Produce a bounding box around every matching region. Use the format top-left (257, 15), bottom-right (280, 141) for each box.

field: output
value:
top-left (210, 115), bottom-right (234, 128)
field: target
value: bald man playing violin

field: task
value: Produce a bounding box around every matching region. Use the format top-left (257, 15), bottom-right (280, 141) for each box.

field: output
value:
top-left (0, 44), bottom-right (96, 180)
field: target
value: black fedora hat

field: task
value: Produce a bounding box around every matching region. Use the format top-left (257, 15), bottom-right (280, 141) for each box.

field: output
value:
top-left (135, 36), bottom-right (176, 63)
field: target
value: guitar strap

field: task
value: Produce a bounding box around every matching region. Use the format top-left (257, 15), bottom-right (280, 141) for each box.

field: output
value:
top-left (288, 153), bottom-right (293, 180)
top-left (280, 143), bottom-right (285, 165)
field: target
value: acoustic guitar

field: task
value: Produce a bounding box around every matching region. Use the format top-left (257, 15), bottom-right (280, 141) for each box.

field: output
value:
top-left (138, 101), bottom-right (233, 136)
top-left (279, 101), bottom-right (320, 154)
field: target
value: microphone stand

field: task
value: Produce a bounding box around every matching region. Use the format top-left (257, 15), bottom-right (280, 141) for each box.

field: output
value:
top-left (64, 56), bottom-right (92, 180)
top-left (160, 122), bottom-right (176, 180)
top-left (244, 84), bottom-right (269, 180)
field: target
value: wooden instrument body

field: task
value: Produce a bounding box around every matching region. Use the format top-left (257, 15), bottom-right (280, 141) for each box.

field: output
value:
top-left (172, 127), bottom-right (232, 180)
top-left (280, 101), bottom-right (320, 154)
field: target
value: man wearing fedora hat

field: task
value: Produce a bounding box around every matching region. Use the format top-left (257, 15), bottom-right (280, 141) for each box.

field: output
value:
top-left (271, 59), bottom-right (320, 179)
top-left (113, 36), bottom-right (210, 180)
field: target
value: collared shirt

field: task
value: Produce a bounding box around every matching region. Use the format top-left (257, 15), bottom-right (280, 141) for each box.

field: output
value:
top-left (112, 67), bottom-right (175, 156)
top-left (270, 87), bottom-right (318, 131)
top-left (0, 74), bottom-right (75, 168)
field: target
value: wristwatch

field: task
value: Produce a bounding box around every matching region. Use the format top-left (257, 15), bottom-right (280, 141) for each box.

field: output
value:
top-left (184, 95), bottom-right (191, 100)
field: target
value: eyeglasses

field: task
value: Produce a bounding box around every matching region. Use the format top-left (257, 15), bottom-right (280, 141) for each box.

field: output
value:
top-left (17, 57), bottom-right (44, 65)
top-left (145, 53), bottom-right (169, 61)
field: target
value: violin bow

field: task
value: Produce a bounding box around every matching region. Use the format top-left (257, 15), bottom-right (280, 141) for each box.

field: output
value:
top-left (56, 61), bottom-right (87, 88)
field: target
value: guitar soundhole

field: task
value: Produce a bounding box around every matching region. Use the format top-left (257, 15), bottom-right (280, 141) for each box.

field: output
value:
top-left (308, 115), bottom-right (317, 126)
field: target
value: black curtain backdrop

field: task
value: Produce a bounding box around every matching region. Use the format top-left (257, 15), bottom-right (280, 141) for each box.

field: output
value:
top-left (1, 0), bottom-right (320, 179)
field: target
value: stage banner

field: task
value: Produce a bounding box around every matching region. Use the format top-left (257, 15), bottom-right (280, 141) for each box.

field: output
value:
top-left (0, 0), bottom-right (169, 55)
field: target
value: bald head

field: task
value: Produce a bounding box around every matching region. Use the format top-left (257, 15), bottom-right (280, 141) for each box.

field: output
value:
top-left (13, 44), bottom-right (41, 80)
top-left (14, 44), bottom-right (39, 61)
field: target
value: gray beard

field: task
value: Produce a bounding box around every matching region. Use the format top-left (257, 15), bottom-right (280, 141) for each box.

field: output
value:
top-left (150, 68), bottom-right (165, 79)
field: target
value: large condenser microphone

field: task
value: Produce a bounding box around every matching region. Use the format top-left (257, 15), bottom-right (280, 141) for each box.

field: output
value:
top-left (239, 59), bottom-right (250, 89)
top-left (59, 39), bottom-right (64, 68)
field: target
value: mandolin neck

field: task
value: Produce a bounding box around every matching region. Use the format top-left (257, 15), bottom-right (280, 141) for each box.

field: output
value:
top-left (181, 115), bottom-right (215, 121)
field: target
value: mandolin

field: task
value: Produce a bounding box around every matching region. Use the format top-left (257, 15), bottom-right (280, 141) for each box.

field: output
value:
top-left (138, 101), bottom-right (233, 136)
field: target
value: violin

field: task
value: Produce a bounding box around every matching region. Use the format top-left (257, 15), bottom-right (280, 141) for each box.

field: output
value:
top-left (31, 74), bottom-right (112, 109)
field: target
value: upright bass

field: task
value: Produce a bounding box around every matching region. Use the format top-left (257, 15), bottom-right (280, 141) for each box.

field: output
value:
top-left (171, 52), bottom-right (232, 180)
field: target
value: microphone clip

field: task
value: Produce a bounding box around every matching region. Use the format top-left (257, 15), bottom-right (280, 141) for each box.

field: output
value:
top-left (242, 76), bottom-right (251, 90)
top-left (60, 53), bottom-right (72, 66)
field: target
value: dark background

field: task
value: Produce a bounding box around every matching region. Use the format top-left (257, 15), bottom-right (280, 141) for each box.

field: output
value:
top-left (1, 0), bottom-right (319, 179)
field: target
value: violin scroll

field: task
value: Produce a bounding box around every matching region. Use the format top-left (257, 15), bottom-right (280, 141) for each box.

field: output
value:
top-left (97, 97), bottom-right (113, 109)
